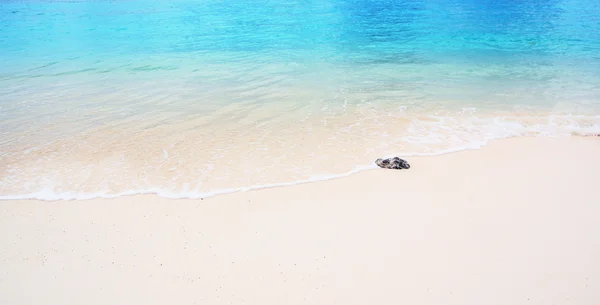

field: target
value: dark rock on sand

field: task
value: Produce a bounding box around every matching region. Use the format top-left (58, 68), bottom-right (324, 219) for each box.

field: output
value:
top-left (375, 157), bottom-right (410, 170)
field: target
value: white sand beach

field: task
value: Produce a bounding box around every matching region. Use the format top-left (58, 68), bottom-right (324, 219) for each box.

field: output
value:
top-left (1, 136), bottom-right (599, 305)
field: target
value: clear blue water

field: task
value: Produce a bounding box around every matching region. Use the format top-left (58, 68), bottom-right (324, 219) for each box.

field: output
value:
top-left (1, 0), bottom-right (600, 199)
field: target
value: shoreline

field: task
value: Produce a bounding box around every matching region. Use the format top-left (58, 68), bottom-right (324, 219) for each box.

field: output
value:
top-left (1, 134), bottom-right (598, 202)
top-left (1, 136), bottom-right (600, 304)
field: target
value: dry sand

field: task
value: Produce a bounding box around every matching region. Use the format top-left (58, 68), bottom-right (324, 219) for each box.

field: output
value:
top-left (1, 136), bottom-right (599, 305)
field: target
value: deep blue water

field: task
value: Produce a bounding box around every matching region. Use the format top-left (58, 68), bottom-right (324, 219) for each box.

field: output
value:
top-left (2, 0), bottom-right (600, 101)
top-left (2, 1), bottom-right (599, 62)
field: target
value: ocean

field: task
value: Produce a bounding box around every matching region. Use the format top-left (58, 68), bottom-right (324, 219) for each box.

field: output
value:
top-left (1, 0), bottom-right (600, 200)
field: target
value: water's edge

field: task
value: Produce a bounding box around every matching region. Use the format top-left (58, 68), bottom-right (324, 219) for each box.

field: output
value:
top-left (3, 133), bottom-right (596, 202)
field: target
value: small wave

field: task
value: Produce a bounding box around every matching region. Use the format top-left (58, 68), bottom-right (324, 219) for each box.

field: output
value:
top-left (1, 110), bottom-right (599, 202)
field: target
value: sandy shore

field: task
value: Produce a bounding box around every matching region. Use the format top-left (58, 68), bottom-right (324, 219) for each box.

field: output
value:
top-left (1, 136), bottom-right (599, 305)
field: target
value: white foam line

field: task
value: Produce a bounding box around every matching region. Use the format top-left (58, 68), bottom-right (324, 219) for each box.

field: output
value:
top-left (0, 164), bottom-right (379, 201)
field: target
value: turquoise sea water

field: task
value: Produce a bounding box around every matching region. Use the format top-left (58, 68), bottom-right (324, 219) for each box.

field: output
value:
top-left (1, 0), bottom-right (600, 199)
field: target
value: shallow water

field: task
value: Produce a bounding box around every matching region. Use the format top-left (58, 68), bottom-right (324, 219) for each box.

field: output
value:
top-left (1, 0), bottom-right (600, 199)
